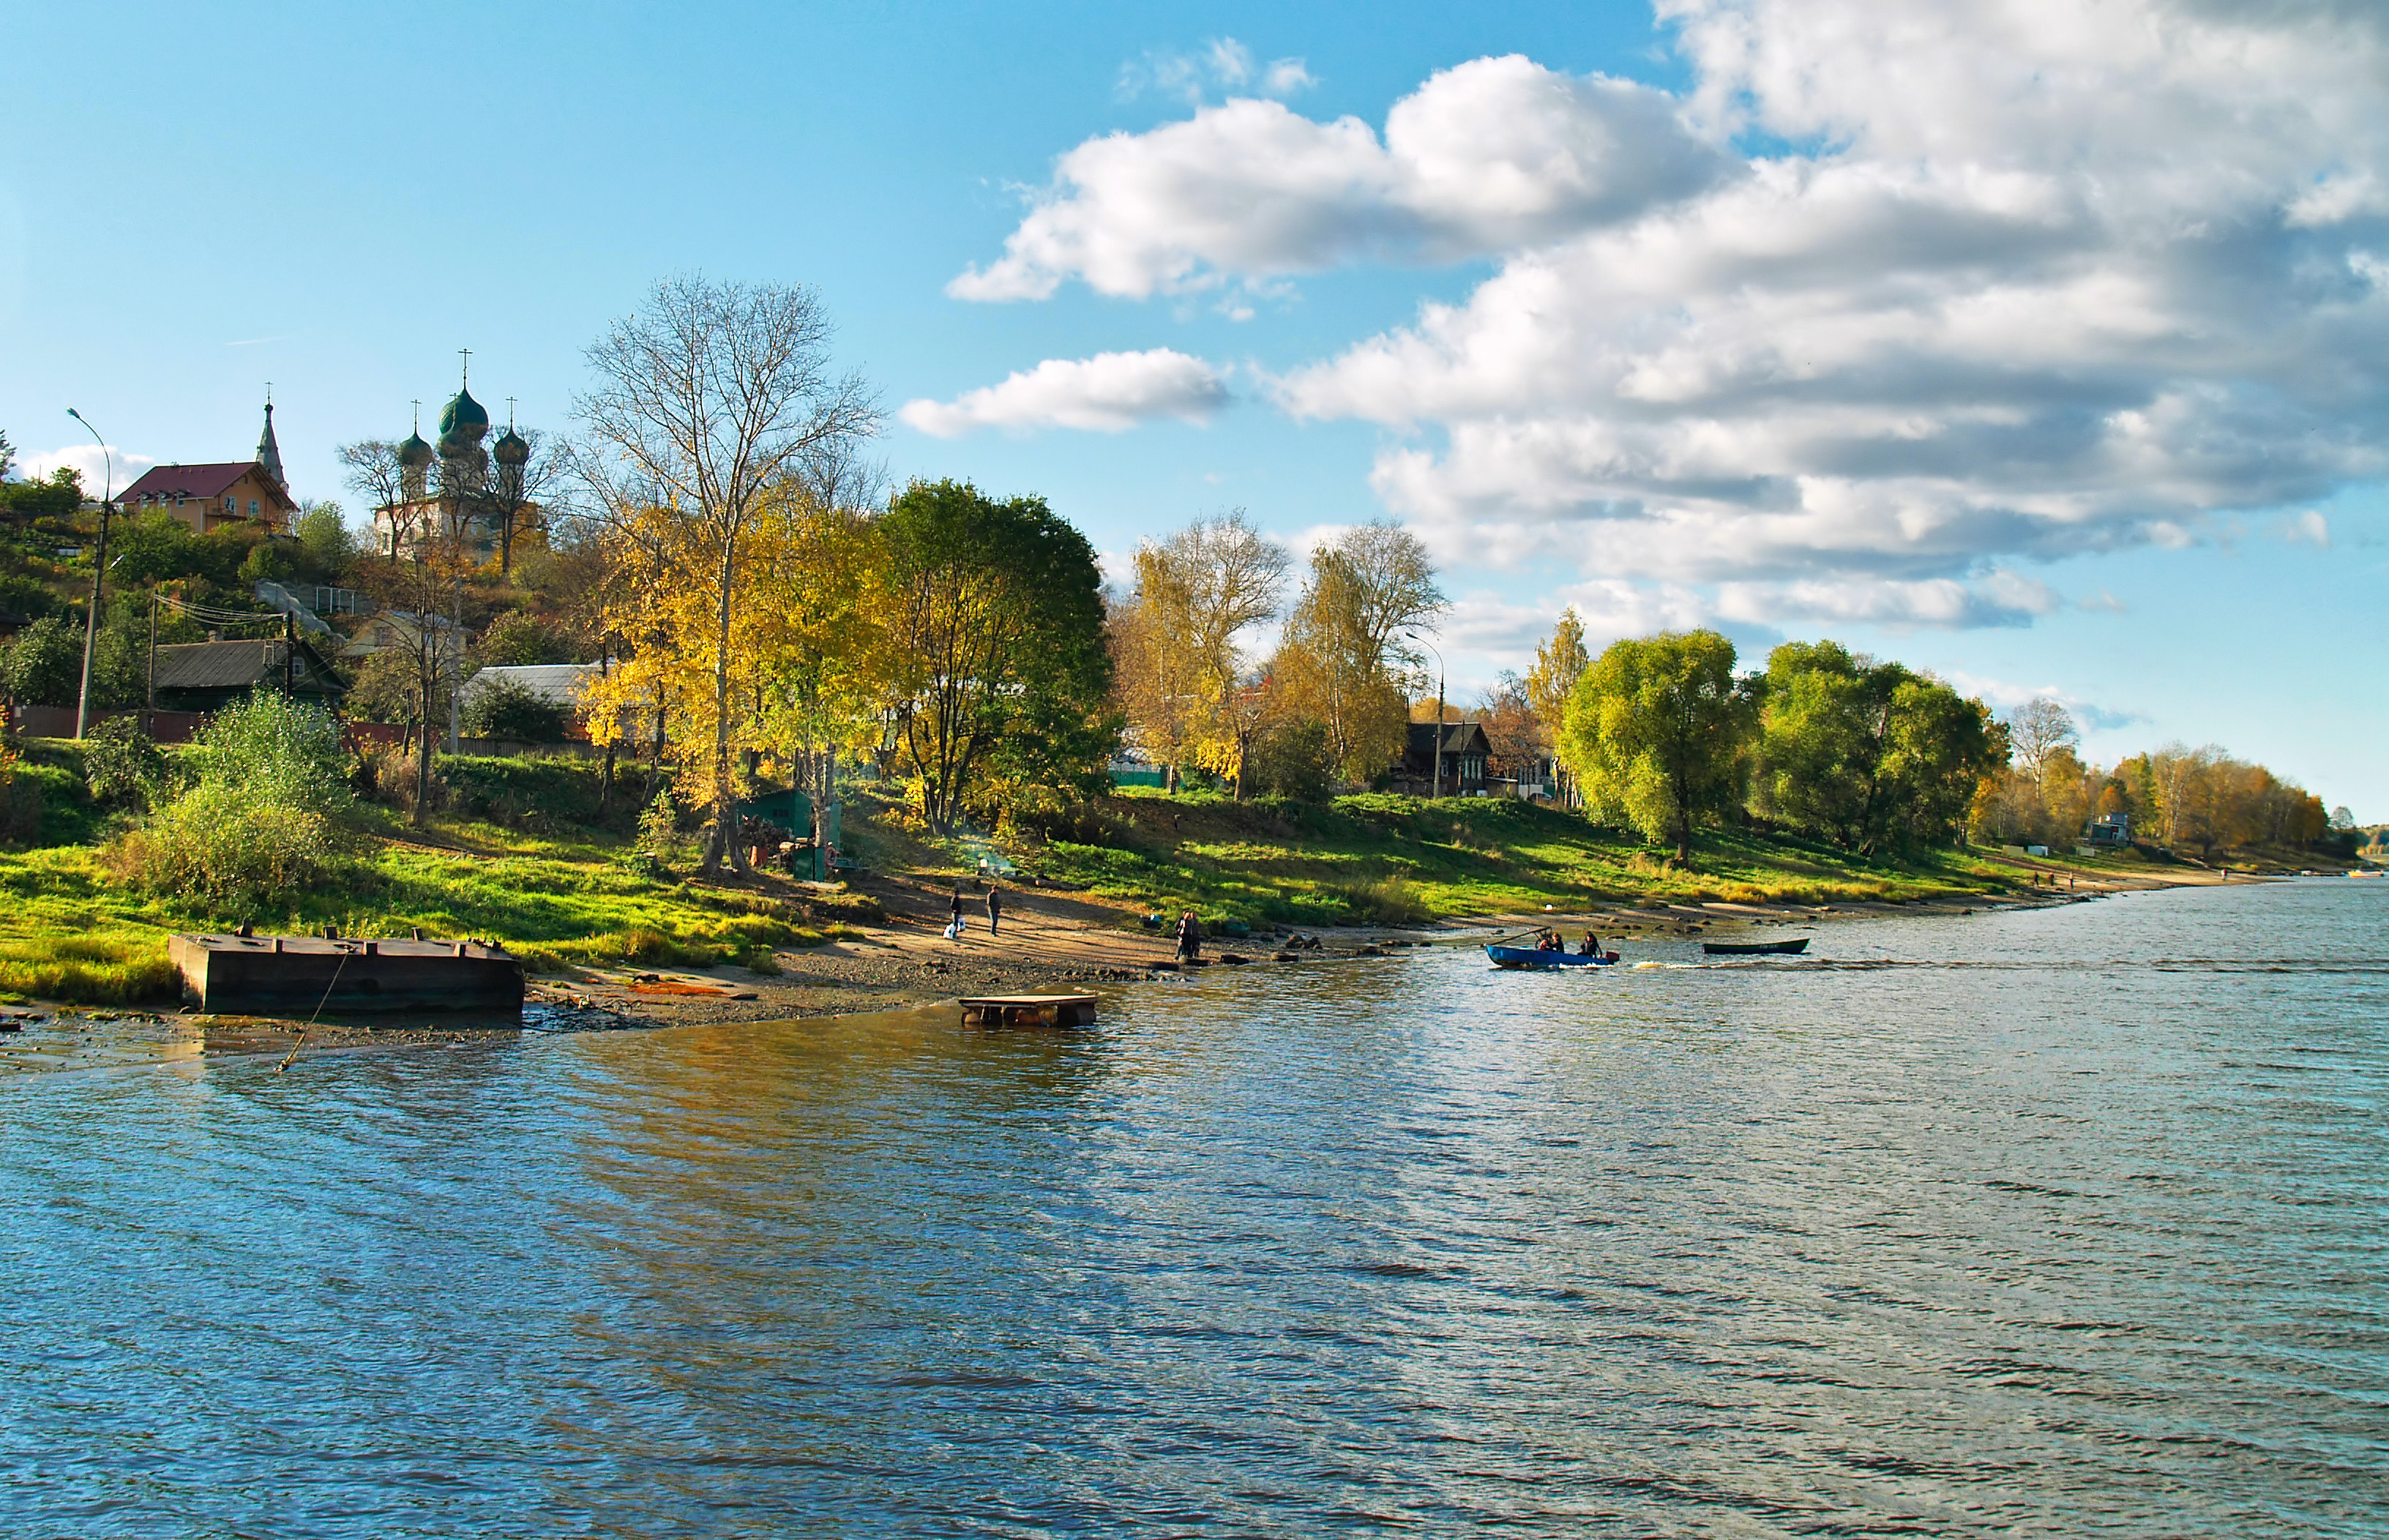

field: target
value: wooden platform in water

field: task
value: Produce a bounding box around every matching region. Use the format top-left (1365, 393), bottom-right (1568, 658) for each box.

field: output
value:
top-left (168, 933), bottom-right (525, 1016)
top-left (960, 993), bottom-right (1097, 1029)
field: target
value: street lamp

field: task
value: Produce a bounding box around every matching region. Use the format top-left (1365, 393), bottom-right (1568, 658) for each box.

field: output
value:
top-left (65, 408), bottom-right (114, 740)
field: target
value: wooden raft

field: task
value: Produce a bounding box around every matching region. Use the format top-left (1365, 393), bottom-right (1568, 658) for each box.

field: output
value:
top-left (168, 933), bottom-right (525, 1016)
top-left (960, 993), bottom-right (1098, 1029)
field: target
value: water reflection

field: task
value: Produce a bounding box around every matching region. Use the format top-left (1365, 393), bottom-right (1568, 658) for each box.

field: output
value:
top-left (0, 881), bottom-right (2381, 1536)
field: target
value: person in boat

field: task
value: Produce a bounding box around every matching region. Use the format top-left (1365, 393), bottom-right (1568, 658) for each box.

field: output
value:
top-left (1579, 932), bottom-right (1601, 957)
top-left (1536, 928), bottom-right (1560, 952)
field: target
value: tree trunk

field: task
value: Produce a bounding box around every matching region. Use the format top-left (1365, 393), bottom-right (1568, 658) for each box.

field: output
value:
top-left (707, 533), bottom-right (740, 875)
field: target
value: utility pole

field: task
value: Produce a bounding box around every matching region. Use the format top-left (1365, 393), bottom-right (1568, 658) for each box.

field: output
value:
top-left (1417, 635), bottom-right (1446, 799)
top-left (66, 408), bottom-right (113, 739)
top-left (145, 594), bottom-right (157, 724)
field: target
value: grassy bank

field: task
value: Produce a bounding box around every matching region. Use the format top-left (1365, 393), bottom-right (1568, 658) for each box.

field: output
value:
top-left (1003, 788), bottom-right (2027, 928)
top-left (0, 744), bottom-right (864, 1004)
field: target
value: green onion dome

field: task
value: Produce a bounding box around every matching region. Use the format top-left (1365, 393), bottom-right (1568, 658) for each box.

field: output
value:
top-left (492, 427), bottom-right (530, 467)
top-left (397, 431), bottom-right (435, 469)
top-left (438, 386), bottom-right (490, 438)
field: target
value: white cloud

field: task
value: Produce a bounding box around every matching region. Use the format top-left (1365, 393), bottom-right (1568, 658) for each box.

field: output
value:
top-left (2278, 509), bottom-right (2331, 546)
top-left (1268, 1), bottom-right (2389, 598)
top-left (1946, 672), bottom-right (2145, 731)
top-left (16, 443), bottom-right (153, 496)
top-left (898, 348), bottom-right (1230, 437)
top-left (964, 1), bottom-right (2389, 627)
top-left (1714, 572), bottom-right (2055, 629)
top-left (1118, 38), bottom-right (1312, 106)
top-left (952, 55), bottom-right (1723, 302)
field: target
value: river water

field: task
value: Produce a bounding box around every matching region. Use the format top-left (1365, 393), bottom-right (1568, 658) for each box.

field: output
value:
top-left (1, 880), bottom-right (2382, 1536)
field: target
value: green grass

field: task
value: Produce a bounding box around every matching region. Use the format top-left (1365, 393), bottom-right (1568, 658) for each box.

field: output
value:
top-left (1020, 791), bottom-right (2021, 928)
top-left (0, 814), bottom-right (844, 1004)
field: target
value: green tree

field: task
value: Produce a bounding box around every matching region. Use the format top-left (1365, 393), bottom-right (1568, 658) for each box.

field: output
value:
top-left (1560, 629), bottom-right (1751, 861)
top-left (878, 479), bottom-right (1113, 833)
top-left (1753, 641), bottom-right (2000, 852)
top-left (0, 468), bottom-right (85, 529)
top-left (4, 616), bottom-right (86, 707)
top-left (295, 500), bottom-right (357, 580)
top-left (460, 676), bottom-right (572, 741)
top-left (476, 610), bottom-right (575, 665)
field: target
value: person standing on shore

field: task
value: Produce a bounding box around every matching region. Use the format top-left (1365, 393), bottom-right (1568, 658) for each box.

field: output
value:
top-left (984, 883), bottom-right (1003, 937)
top-left (1175, 910), bottom-right (1201, 962)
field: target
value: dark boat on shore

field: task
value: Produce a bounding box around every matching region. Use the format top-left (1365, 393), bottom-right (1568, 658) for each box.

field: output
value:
top-left (1486, 943), bottom-right (1619, 969)
top-left (1701, 937), bottom-right (1811, 957)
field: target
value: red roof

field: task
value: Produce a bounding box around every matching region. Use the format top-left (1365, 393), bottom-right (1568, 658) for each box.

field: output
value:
top-left (119, 462), bottom-right (292, 509)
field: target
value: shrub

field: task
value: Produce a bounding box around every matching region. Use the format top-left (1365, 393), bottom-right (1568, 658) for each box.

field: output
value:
top-left (1249, 719), bottom-right (1335, 804)
top-left (460, 676), bottom-right (572, 743)
top-left (476, 611), bottom-right (576, 666)
top-left (356, 741), bottom-right (442, 817)
top-left (112, 694), bottom-right (355, 912)
top-left (4, 616), bottom-right (83, 708)
top-left (83, 717), bottom-right (165, 809)
top-left (189, 693), bottom-right (351, 821)
top-left (108, 781), bottom-right (336, 910)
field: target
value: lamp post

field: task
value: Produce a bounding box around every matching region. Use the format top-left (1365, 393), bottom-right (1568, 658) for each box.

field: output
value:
top-left (66, 408), bottom-right (114, 740)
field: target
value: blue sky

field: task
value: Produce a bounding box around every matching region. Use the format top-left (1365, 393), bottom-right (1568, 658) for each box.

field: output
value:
top-left (3, 0), bottom-right (2382, 814)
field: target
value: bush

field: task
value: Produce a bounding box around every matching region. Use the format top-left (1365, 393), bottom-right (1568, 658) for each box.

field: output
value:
top-left (111, 694), bottom-right (354, 912)
top-left (476, 611), bottom-right (576, 666)
top-left (109, 782), bottom-right (336, 910)
top-left (460, 676), bottom-right (572, 743)
top-left (4, 615), bottom-right (84, 708)
top-left (1249, 719), bottom-right (1335, 804)
top-left (83, 717), bottom-right (165, 809)
top-left (356, 741), bottom-right (442, 817)
top-left (190, 693), bottom-right (352, 821)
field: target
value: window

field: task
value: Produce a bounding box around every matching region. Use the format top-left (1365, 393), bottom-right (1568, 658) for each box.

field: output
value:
top-left (224, 496), bottom-right (235, 512)
top-left (248, 499), bottom-right (260, 517)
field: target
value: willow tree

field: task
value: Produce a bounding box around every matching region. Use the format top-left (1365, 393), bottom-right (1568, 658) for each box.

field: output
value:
top-left (1560, 629), bottom-right (1751, 861)
top-left (878, 479), bottom-right (1111, 834)
top-left (577, 276), bottom-right (878, 872)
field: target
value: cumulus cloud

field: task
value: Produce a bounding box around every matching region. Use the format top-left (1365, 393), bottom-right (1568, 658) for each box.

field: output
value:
top-left (1268, 0), bottom-right (2389, 595)
top-left (951, 55), bottom-right (1724, 302)
top-left (957, 1), bottom-right (2389, 628)
top-left (898, 348), bottom-right (1230, 437)
top-left (16, 443), bottom-right (152, 494)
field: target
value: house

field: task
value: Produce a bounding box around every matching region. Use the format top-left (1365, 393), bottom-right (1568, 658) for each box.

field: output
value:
top-left (149, 638), bottom-right (344, 713)
top-left (2083, 812), bottom-right (2131, 848)
top-left (116, 403), bottom-right (296, 534)
top-left (343, 610), bottom-right (468, 663)
top-left (1395, 721), bottom-right (1493, 798)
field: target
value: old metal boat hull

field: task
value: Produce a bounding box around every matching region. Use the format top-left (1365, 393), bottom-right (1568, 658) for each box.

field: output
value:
top-left (1701, 938), bottom-right (1812, 956)
top-left (168, 934), bottom-right (524, 1016)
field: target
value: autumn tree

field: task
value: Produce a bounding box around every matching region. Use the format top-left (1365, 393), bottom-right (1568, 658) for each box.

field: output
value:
top-left (1113, 509), bottom-right (1290, 797)
top-left (1271, 522), bottom-right (1445, 785)
top-left (877, 480), bottom-right (1112, 834)
top-left (1524, 608), bottom-right (1590, 805)
top-left (337, 440), bottom-right (411, 561)
top-left (576, 275), bottom-right (878, 872)
top-left (1560, 629), bottom-right (1751, 861)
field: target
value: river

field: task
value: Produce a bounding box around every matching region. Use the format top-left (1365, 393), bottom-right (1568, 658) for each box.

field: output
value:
top-left (1, 879), bottom-right (2382, 1536)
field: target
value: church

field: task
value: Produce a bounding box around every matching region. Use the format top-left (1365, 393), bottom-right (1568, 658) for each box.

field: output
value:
top-left (116, 402), bottom-right (296, 534)
top-left (370, 365), bottom-right (532, 565)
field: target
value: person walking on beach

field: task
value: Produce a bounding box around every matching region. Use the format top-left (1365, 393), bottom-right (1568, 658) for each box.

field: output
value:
top-left (984, 883), bottom-right (1003, 937)
top-left (947, 886), bottom-right (966, 941)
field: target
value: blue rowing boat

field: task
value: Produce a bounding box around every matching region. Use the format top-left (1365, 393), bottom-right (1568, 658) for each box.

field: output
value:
top-left (1485, 943), bottom-right (1618, 969)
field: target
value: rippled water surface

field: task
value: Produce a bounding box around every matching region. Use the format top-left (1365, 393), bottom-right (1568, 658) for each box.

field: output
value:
top-left (4, 881), bottom-right (2385, 1536)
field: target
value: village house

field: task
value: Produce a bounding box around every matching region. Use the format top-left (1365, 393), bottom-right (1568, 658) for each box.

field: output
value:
top-left (1394, 720), bottom-right (1493, 798)
top-left (115, 403), bottom-right (296, 534)
top-left (149, 638), bottom-right (345, 714)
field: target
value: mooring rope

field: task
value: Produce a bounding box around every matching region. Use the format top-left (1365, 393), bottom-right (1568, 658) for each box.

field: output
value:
top-left (277, 944), bottom-right (353, 1074)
